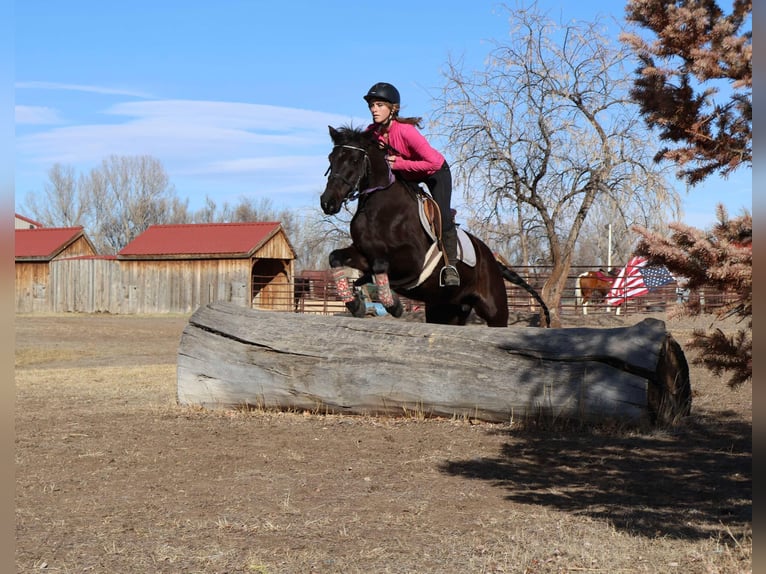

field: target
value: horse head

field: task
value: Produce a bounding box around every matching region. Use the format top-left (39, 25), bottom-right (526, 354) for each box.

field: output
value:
top-left (320, 126), bottom-right (388, 215)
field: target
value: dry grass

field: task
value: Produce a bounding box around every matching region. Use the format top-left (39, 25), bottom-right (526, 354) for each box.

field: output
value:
top-left (15, 313), bottom-right (751, 574)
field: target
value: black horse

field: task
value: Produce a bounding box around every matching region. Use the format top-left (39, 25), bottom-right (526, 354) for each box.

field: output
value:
top-left (320, 125), bottom-right (550, 327)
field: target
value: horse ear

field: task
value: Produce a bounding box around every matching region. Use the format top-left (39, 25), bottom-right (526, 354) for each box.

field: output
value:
top-left (328, 126), bottom-right (339, 141)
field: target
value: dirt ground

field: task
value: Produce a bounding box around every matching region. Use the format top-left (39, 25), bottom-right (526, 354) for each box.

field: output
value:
top-left (15, 308), bottom-right (751, 573)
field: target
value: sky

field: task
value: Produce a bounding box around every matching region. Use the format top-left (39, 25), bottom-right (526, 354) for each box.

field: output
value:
top-left (14, 0), bottom-right (751, 230)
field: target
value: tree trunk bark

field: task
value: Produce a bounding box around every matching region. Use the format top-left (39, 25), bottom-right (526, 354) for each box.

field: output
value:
top-left (177, 302), bottom-right (691, 426)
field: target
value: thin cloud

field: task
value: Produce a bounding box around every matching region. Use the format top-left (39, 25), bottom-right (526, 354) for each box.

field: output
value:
top-left (17, 99), bottom-right (364, 167)
top-left (15, 98), bottom-right (365, 208)
top-left (205, 156), bottom-right (326, 173)
top-left (106, 99), bottom-right (363, 133)
top-left (15, 81), bottom-right (155, 99)
top-left (15, 105), bottom-right (64, 125)
top-left (17, 100), bottom-right (362, 164)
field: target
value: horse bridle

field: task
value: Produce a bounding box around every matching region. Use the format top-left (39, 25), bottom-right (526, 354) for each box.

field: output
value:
top-left (324, 144), bottom-right (395, 202)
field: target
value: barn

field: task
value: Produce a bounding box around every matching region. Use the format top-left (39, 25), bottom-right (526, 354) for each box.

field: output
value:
top-left (15, 213), bottom-right (44, 229)
top-left (15, 226), bottom-right (98, 312)
top-left (113, 221), bottom-right (296, 314)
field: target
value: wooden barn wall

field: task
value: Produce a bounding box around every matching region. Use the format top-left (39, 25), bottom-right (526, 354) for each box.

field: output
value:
top-left (119, 258), bottom-right (252, 314)
top-left (49, 259), bottom-right (123, 313)
top-left (15, 236), bottom-right (97, 313)
top-left (48, 258), bottom-right (251, 314)
top-left (257, 231), bottom-right (294, 260)
top-left (15, 262), bottom-right (50, 313)
top-left (62, 236), bottom-right (98, 258)
top-left (45, 257), bottom-right (294, 314)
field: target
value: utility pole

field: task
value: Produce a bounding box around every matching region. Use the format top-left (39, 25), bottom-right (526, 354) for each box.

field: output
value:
top-left (607, 224), bottom-right (613, 270)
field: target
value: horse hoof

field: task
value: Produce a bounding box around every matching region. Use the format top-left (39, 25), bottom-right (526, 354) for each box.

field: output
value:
top-left (387, 301), bottom-right (404, 318)
top-left (346, 299), bottom-right (366, 318)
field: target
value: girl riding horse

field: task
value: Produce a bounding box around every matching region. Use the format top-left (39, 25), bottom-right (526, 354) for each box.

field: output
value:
top-left (320, 124), bottom-right (550, 328)
top-left (363, 82), bottom-right (460, 287)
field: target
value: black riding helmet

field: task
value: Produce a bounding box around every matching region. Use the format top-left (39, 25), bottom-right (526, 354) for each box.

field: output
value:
top-left (363, 82), bottom-right (400, 105)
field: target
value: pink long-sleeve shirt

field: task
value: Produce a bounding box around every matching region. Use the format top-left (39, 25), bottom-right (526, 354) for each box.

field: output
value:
top-left (367, 121), bottom-right (445, 180)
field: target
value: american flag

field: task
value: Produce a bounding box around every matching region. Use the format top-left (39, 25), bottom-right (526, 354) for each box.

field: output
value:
top-left (606, 256), bottom-right (675, 306)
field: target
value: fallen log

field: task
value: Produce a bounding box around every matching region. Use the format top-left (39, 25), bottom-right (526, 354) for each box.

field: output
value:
top-left (177, 302), bottom-right (691, 425)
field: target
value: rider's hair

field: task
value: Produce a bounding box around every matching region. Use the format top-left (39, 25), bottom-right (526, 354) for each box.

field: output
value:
top-left (384, 102), bottom-right (423, 129)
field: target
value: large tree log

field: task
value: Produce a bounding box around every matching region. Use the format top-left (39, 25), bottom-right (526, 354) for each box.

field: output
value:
top-left (177, 302), bottom-right (691, 425)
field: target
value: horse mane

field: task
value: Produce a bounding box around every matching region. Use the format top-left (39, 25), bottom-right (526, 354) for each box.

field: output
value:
top-left (331, 125), bottom-right (393, 169)
top-left (332, 124), bottom-right (377, 147)
top-left (330, 124), bottom-right (426, 199)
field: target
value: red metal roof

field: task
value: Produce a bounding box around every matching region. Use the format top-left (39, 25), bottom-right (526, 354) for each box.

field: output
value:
top-left (118, 222), bottom-right (283, 258)
top-left (15, 227), bottom-right (85, 259)
top-left (60, 254), bottom-right (118, 261)
top-left (15, 213), bottom-right (44, 228)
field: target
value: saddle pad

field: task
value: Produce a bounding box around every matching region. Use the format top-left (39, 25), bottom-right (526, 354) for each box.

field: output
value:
top-left (457, 228), bottom-right (476, 267)
top-left (399, 227), bottom-right (478, 291)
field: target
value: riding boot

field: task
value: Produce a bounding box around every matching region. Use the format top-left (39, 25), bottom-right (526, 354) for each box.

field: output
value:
top-left (440, 227), bottom-right (460, 287)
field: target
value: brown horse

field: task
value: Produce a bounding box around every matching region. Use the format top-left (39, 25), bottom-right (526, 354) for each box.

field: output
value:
top-left (319, 125), bottom-right (550, 327)
top-left (574, 269), bottom-right (618, 315)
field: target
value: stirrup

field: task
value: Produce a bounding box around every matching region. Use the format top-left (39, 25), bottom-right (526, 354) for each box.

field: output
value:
top-left (439, 265), bottom-right (460, 287)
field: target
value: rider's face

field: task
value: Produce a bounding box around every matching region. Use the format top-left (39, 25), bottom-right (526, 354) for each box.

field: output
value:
top-left (368, 100), bottom-right (392, 124)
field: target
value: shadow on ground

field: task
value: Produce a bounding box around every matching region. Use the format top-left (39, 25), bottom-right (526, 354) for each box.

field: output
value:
top-left (440, 411), bottom-right (751, 540)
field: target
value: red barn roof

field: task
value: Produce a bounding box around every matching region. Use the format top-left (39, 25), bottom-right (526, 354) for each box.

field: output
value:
top-left (118, 222), bottom-right (285, 259)
top-left (15, 227), bottom-right (89, 260)
top-left (15, 213), bottom-right (44, 229)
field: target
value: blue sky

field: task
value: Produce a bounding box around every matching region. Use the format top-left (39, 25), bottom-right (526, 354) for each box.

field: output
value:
top-left (14, 0), bottom-right (751, 229)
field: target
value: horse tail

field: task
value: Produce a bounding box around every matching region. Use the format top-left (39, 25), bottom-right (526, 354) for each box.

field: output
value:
top-left (497, 261), bottom-right (551, 328)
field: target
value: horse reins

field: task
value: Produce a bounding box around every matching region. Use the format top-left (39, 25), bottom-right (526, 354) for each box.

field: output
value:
top-left (324, 144), bottom-right (395, 203)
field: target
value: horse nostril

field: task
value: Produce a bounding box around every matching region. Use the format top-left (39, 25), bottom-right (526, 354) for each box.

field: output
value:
top-left (321, 199), bottom-right (336, 214)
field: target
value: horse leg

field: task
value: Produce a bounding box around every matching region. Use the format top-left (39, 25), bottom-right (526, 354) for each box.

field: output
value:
top-left (329, 246), bottom-right (371, 318)
top-left (425, 303), bottom-right (469, 325)
top-left (370, 259), bottom-right (404, 318)
top-left (330, 267), bottom-right (367, 318)
top-left (477, 298), bottom-right (510, 327)
top-left (595, 288), bottom-right (609, 313)
top-left (472, 278), bottom-right (510, 327)
top-left (372, 271), bottom-right (404, 317)
top-left (329, 246), bottom-right (370, 272)
top-left (383, 296), bottom-right (404, 318)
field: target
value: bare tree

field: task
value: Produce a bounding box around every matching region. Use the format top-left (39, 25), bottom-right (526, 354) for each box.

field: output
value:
top-left (22, 163), bottom-right (88, 227)
top-left (433, 6), bottom-right (679, 326)
top-left (190, 196), bottom-right (220, 224)
top-left (81, 155), bottom-right (188, 253)
top-left (22, 156), bottom-right (340, 270)
top-left (621, 0), bottom-right (752, 184)
top-left (294, 210), bottom-right (355, 272)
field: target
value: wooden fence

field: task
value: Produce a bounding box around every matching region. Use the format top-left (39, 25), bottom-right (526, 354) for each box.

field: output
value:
top-left (26, 261), bottom-right (736, 316)
top-left (268, 267), bottom-right (738, 318)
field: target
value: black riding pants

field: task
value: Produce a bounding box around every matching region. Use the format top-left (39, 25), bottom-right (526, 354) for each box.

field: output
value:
top-left (423, 161), bottom-right (454, 233)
